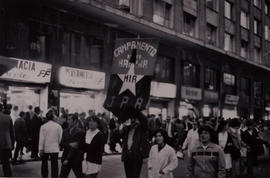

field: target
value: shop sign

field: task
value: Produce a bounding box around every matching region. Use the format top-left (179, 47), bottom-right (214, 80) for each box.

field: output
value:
top-left (204, 90), bottom-right (219, 103)
top-left (0, 57), bottom-right (51, 83)
top-left (181, 86), bottom-right (202, 101)
top-left (223, 73), bottom-right (235, 86)
top-left (104, 38), bottom-right (159, 122)
top-left (58, 66), bottom-right (105, 90)
top-left (224, 94), bottom-right (239, 105)
top-left (150, 81), bottom-right (176, 98)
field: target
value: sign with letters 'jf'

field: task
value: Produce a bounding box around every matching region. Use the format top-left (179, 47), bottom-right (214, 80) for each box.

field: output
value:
top-left (104, 38), bottom-right (159, 121)
top-left (0, 57), bottom-right (52, 83)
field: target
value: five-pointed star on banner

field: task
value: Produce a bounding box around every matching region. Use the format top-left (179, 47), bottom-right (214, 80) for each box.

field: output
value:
top-left (118, 63), bottom-right (144, 96)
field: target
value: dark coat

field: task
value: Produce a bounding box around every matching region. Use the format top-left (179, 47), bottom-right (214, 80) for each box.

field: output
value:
top-left (83, 131), bottom-right (104, 165)
top-left (223, 132), bottom-right (241, 160)
top-left (0, 112), bottom-right (14, 150)
top-left (121, 121), bottom-right (150, 161)
top-left (30, 113), bottom-right (43, 139)
top-left (242, 129), bottom-right (265, 164)
top-left (61, 127), bottom-right (85, 163)
top-left (14, 117), bottom-right (29, 143)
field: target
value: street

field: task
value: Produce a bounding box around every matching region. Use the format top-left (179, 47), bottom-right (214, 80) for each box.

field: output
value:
top-left (2, 153), bottom-right (270, 178)
top-left (0, 154), bottom-right (187, 178)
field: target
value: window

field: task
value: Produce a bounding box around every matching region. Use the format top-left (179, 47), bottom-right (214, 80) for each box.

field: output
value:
top-left (29, 21), bottom-right (48, 61)
top-left (63, 32), bottom-right (103, 68)
top-left (71, 33), bottom-right (81, 66)
top-left (240, 10), bottom-right (249, 29)
top-left (224, 33), bottom-right (234, 52)
top-left (265, 3), bottom-right (269, 15)
top-left (153, 0), bottom-right (173, 27)
top-left (223, 73), bottom-right (236, 94)
top-left (224, 1), bottom-right (232, 19)
top-left (265, 25), bottom-right (270, 41)
top-left (239, 77), bottom-right (250, 96)
top-left (223, 73), bottom-right (235, 86)
top-left (206, 24), bottom-right (217, 45)
top-left (182, 62), bottom-right (200, 87)
top-left (254, 47), bottom-right (261, 63)
top-left (254, 0), bottom-right (261, 8)
top-left (254, 19), bottom-right (260, 35)
top-left (183, 12), bottom-right (197, 37)
top-left (154, 56), bottom-right (174, 83)
top-left (254, 81), bottom-right (263, 99)
top-left (29, 36), bottom-right (47, 61)
top-left (206, 0), bottom-right (218, 11)
top-left (205, 68), bottom-right (218, 90)
top-left (240, 40), bottom-right (249, 58)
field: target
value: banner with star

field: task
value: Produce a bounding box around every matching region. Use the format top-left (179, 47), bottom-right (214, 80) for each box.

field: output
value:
top-left (104, 38), bottom-right (159, 122)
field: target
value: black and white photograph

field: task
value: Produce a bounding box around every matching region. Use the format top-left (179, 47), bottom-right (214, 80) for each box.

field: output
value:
top-left (0, 0), bottom-right (270, 177)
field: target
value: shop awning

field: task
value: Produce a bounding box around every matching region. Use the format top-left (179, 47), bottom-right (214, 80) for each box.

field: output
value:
top-left (0, 56), bottom-right (17, 76)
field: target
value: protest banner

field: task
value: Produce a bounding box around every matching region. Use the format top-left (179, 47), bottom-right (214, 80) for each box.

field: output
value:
top-left (104, 38), bottom-right (159, 122)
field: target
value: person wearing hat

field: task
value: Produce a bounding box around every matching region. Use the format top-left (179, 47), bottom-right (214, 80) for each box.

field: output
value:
top-left (187, 125), bottom-right (226, 178)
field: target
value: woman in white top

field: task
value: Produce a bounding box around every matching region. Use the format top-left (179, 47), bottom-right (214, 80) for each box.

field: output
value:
top-left (83, 116), bottom-right (105, 178)
top-left (148, 129), bottom-right (178, 178)
top-left (218, 120), bottom-right (233, 178)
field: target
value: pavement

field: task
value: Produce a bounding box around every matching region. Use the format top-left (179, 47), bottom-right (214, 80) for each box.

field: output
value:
top-left (1, 150), bottom-right (269, 178)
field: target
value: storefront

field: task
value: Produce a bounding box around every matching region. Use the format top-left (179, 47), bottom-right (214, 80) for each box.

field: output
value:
top-left (0, 57), bottom-right (51, 114)
top-left (222, 94), bottom-right (239, 119)
top-left (149, 81), bottom-right (176, 120)
top-left (57, 66), bottom-right (106, 114)
top-left (179, 86), bottom-right (202, 119)
top-left (203, 90), bottom-right (219, 117)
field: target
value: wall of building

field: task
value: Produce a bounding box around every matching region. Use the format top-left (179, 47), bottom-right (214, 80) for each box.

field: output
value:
top-left (1, 0), bottom-right (270, 119)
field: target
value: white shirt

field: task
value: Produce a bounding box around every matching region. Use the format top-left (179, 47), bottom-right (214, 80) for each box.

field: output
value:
top-left (10, 111), bottom-right (19, 124)
top-left (85, 129), bottom-right (99, 144)
top-left (218, 131), bottom-right (232, 169)
top-left (166, 121), bottom-right (173, 138)
top-left (182, 129), bottom-right (200, 154)
top-left (218, 131), bottom-right (228, 149)
top-left (39, 121), bottom-right (63, 153)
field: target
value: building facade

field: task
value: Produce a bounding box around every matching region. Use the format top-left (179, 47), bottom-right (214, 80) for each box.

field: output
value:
top-left (0, 0), bottom-right (270, 120)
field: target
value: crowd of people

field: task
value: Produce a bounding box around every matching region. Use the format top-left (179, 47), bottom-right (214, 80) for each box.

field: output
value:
top-left (0, 102), bottom-right (270, 178)
top-left (146, 114), bottom-right (270, 178)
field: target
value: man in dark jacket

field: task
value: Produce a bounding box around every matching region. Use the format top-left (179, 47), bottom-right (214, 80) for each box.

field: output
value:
top-left (242, 119), bottom-right (265, 178)
top-left (120, 112), bottom-right (150, 178)
top-left (0, 103), bottom-right (14, 177)
top-left (30, 107), bottom-right (43, 159)
top-left (60, 114), bottom-right (85, 178)
top-left (13, 111), bottom-right (29, 164)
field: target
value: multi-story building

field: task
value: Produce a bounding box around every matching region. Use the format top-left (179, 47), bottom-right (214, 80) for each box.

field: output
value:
top-left (0, 0), bottom-right (270, 120)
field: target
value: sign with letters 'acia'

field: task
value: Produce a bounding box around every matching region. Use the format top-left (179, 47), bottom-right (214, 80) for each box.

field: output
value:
top-left (0, 57), bottom-right (51, 83)
top-left (104, 38), bottom-right (159, 121)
